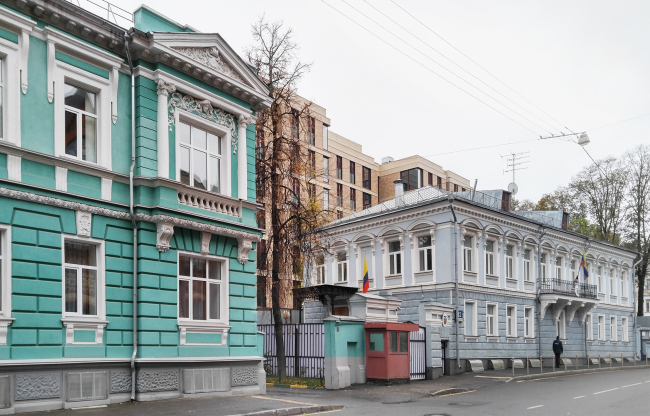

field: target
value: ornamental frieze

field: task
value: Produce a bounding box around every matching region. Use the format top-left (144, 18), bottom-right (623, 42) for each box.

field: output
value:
top-left (172, 47), bottom-right (244, 83)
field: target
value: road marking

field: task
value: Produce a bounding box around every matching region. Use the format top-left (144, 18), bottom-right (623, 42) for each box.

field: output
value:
top-left (437, 390), bottom-right (476, 397)
top-left (573, 396), bottom-right (585, 399)
top-left (527, 405), bottom-right (544, 410)
top-left (474, 375), bottom-right (512, 379)
top-left (621, 383), bottom-right (641, 388)
top-left (71, 405), bottom-right (107, 410)
top-left (593, 388), bottom-right (619, 395)
top-left (251, 395), bottom-right (315, 406)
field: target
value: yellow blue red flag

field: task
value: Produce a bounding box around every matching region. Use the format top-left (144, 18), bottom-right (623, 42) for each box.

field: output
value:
top-left (580, 250), bottom-right (589, 279)
top-left (362, 255), bottom-right (369, 293)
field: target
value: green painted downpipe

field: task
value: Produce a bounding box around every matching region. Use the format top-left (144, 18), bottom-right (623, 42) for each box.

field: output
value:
top-left (123, 32), bottom-right (138, 402)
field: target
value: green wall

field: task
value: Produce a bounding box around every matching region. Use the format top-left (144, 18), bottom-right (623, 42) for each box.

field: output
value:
top-left (324, 319), bottom-right (366, 358)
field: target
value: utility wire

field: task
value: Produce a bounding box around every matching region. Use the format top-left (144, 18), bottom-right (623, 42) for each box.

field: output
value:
top-left (391, 0), bottom-right (570, 134)
top-left (586, 112), bottom-right (650, 132)
top-left (320, 0), bottom-right (542, 136)
top-left (338, 0), bottom-right (552, 135)
top-left (363, 0), bottom-right (563, 136)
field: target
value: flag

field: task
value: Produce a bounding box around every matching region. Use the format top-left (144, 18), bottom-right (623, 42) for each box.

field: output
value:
top-left (362, 255), bottom-right (369, 293)
top-left (581, 250), bottom-right (589, 280)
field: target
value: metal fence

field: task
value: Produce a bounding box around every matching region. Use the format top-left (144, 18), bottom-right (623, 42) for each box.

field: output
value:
top-left (540, 278), bottom-right (597, 299)
top-left (258, 323), bottom-right (325, 379)
top-left (410, 327), bottom-right (426, 380)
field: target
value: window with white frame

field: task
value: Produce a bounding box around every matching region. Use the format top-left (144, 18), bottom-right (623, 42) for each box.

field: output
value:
top-left (336, 251), bottom-right (348, 282)
top-left (598, 315), bottom-right (605, 341)
top-left (598, 266), bottom-right (604, 293)
top-left (505, 245), bottom-right (515, 279)
top-left (541, 253), bottom-right (547, 281)
top-left (323, 157), bottom-right (329, 183)
top-left (555, 256), bottom-right (563, 280)
top-left (0, 58), bottom-right (3, 138)
top-left (315, 255), bottom-right (325, 285)
top-left (486, 303), bottom-right (497, 336)
top-left (570, 259), bottom-right (577, 280)
top-left (506, 305), bottom-right (516, 337)
top-left (524, 307), bottom-right (534, 338)
top-left (610, 316), bottom-right (617, 341)
top-left (556, 310), bottom-right (566, 339)
top-left (0, 229), bottom-right (5, 315)
top-left (610, 269), bottom-right (616, 297)
top-left (418, 235), bottom-right (433, 272)
top-left (620, 272), bottom-right (626, 298)
top-left (388, 241), bottom-right (402, 275)
top-left (622, 317), bottom-right (628, 342)
top-left (178, 254), bottom-right (226, 321)
top-left (178, 121), bottom-right (223, 193)
top-left (63, 240), bottom-right (101, 317)
top-left (463, 236), bottom-right (474, 273)
top-left (586, 314), bottom-right (593, 340)
top-left (523, 249), bottom-right (532, 282)
top-left (464, 301), bottom-right (477, 336)
top-left (485, 240), bottom-right (495, 276)
top-left (64, 83), bottom-right (98, 163)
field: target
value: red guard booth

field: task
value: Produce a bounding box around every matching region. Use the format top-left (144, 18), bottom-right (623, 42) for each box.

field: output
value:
top-left (364, 322), bottom-right (419, 382)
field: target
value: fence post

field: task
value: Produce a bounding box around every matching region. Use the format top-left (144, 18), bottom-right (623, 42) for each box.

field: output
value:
top-left (587, 354), bottom-right (590, 370)
top-left (609, 353), bottom-right (612, 368)
top-left (576, 355), bottom-right (578, 370)
top-left (540, 356), bottom-right (543, 374)
top-left (564, 354), bottom-right (567, 371)
top-left (512, 358), bottom-right (515, 377)
top-left (527, 357), bottom-right (529, 375)
top-left (599, 354), bottom-right (601, 368)
top-left (295, 325), bottom-right (300, 378)
top-left (621, 353), bottom-right (623, 368)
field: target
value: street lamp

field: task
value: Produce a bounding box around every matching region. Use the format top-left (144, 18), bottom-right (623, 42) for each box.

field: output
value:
top-left (539, 131), bottom-right (589, 145)
top-left (577, 133), bottom-right (590, 146)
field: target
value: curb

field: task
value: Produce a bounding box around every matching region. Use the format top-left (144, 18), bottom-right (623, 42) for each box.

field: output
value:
top-left (506, 364), bottom-right (650, 382)
top-left (233, 405), bottom-right (345, 416)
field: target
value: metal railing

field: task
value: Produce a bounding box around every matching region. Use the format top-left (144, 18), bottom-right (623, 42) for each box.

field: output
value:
top-left (540, 278), bottom-right (597, 299)
top-left (66, 0), bottom-right (133, 27)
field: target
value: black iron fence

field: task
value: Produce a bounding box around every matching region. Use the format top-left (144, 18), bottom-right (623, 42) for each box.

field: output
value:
top-left (258, 323), bottom-right (324, 380)
top-left (540, 278), bottom-right (597, 299)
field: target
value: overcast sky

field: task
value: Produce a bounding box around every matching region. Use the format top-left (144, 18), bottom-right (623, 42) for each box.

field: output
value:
top-left (107, 0), bottom-right (650, 202)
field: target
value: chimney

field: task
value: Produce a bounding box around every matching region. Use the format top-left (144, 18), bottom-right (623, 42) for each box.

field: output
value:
top-left (394, 179), bottom-right (405, 206)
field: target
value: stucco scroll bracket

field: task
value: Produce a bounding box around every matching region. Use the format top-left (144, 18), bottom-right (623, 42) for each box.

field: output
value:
top-left (237, 237), bottom-right (253, 264)
top-left (566, 301), bottom-right (583, 325)
top-left (201, 232), bottom-right (211, 254)
top-left (156, 222), bottom-right (175, 252)
top-left (552, 299), bottom-right (570, 323)
top-left (539, 299), bottom-right (553, 319)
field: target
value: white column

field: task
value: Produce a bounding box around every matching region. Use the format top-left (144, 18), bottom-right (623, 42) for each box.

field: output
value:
top-left (156, 80), bottom-right (176, 179)
top-left (237, 115), bottom-right (253, 200)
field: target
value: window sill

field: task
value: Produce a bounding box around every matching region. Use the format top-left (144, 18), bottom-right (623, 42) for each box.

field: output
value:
top-left (464, 271), bottom-right (478, 277)
top-left (414, 271), bottom-right (433, 276)
top-left (506, 337), bottom-right (518, 341)
top-left (464, 335), bottom-right (479, 342)
top-left (178, 321), bottom-right (230, 346)
top-left (486, 336), bottom-right (499, 342)
top-left (61, 317), bottom-right (108, 345)
top-left (334, 281), bottom-right (349, 285)
top-left (506, 278), bottom-right (518, 283)
top-left (524, 337), bottom-right (536, 342)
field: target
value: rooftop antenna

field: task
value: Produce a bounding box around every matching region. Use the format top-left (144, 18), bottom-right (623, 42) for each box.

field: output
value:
top-left (501, 151), bottom-right (529, 195)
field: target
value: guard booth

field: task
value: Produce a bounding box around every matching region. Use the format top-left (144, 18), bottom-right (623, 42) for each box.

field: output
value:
top-left (365, 322), bottom-right (419, 382)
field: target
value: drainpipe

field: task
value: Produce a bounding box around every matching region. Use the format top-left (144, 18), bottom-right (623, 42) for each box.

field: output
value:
top-left (123, 32), bottom-right (138, 402)
top-left (583, 238), bottom-right (592, 360)
top-left (632, 256), bottom-right (642, 360)
top-left (448, 196), bottom-right (460, 371)
top-left (536, 227), bottom-right (546, 358)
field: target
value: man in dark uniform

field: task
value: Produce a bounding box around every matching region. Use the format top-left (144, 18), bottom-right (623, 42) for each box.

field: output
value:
top-left (552, 336), bottom-right (563, 368)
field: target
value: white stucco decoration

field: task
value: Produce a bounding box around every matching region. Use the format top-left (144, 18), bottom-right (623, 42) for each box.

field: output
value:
top-left (156, 222), bottom-right (175, 252)
top-left (172, 46), bottom-right (244, 83)
top-left (76, 211), bottom-right (92, 237)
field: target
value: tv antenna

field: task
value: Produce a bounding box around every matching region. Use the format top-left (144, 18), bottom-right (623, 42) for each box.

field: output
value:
top-left (501, 151), bottom-right (529, 195)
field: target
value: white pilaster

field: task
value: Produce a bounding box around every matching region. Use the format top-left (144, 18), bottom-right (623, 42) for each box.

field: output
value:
top-left (156, 80), bottom-right (176, 179)
top-left (7, 155), bottom-right (21, 182)
top-left (237, 115), bottom-right (254, 200)
top-left (55, 166), bottom-right (67, 192)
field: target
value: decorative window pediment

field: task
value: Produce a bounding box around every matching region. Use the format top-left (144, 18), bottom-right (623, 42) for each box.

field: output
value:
top-left (171, 46), bottom-right (243, 83)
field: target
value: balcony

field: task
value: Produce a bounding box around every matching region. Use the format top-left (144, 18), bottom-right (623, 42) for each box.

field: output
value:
top-left (540, 278), bottom-right (597, 299)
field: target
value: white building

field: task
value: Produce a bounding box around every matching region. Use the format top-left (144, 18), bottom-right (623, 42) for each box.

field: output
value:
top-left (305, 181), bottom-right (639, 377)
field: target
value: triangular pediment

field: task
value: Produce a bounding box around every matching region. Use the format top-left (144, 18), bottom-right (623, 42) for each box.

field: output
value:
top-left (146, 33), bottom-right (271, 109)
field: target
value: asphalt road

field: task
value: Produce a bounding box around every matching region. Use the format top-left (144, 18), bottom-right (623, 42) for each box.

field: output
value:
top-left (35, 368), bottom-right (649, 415)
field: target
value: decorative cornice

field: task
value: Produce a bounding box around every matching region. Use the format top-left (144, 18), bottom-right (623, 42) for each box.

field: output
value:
top-left (0, 187), bottom-right (261, 244)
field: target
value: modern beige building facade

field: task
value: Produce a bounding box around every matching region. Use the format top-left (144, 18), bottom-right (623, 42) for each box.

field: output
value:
top-left (377, 155), bottom-right (471, 203)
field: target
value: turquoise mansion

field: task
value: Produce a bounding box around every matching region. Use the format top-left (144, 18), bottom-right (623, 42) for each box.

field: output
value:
top-left (0, 0), bottom-right (271, 411)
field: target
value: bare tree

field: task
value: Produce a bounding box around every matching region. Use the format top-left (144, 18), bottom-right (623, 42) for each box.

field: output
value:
top-left (569, 157), bottom-right (629, 244)
top-left (623, 145), bottom-right (650, 316)
top-left (247, 18), bottom-right (330, 380)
